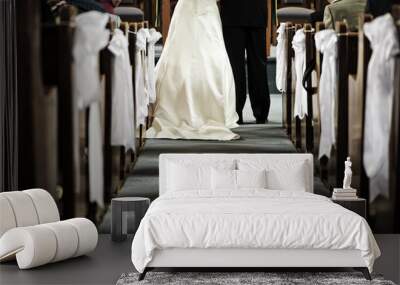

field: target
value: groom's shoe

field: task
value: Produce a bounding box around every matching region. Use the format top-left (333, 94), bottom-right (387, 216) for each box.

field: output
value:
top-left (256, 118), bottom-right (268, 124)
top-left (237, 115), bottom-right (244, 125)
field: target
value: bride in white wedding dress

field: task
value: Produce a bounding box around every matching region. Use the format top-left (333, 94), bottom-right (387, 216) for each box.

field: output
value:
top-left (146, 0), bottom-right (239, 140)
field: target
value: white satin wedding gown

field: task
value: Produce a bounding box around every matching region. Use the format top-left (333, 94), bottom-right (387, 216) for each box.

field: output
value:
top-left (146, 0), bottom-right (239, 140)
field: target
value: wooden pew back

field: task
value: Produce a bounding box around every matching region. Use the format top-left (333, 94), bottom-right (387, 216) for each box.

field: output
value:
top-left (313, 22), bottom-right (325, 177)
top-left (291, 24), bottom-right (303, 147)
top-left (348, 15), bottom-right (373, 202)
top-left (365, 8), bottom-right (400, 232)
top-left (42, 6), bottom-right (79, 218)
top-left (324, 22), bottom-right (359, 189)
top-left (283, 23), bottom-right (295, 137)
top-left (302, 23), bottom-right (316, 153)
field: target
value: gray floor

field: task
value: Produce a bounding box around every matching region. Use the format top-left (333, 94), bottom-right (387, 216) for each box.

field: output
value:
top-left (1, 235), bottom-right (398, 285)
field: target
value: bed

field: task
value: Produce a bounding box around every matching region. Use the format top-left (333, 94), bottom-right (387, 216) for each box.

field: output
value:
top-left (131, 154), bottom-right (380, 280)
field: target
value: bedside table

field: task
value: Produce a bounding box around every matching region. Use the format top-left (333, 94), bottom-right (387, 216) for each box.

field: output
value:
top-left (111, 197), bottom-right (150, 242)
top-left (331, 198), bottom-right (366, 218)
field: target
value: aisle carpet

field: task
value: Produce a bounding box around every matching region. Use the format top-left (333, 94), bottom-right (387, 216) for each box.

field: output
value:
top-left (99, 96), bottom-right (329, 233)
top-left (116, 271), bottom-right (394, 285)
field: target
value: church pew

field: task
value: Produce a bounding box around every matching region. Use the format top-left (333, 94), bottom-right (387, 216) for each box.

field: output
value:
top-left (19, 1), bottom-right (60, 203)
top-left (161, 0), bottom-right (171, 43)
top-left (281, 23), bottom-right (290, 133)
top-left (41, 13), bottom-right (139, 219)
top-left (119, 20), bottom-right (152, 175)
top-left (364, 8), bottom-right (400, 233)
top-left (125, 21), bottom-right (145, 151)
top-left (92, 20), bottom-right (149, 216)
top-left (83, 20), bottom-right (144, 216)
top-left (41, 12), bottom-right (143, 221)
top-left (313, 22), bottom-right (325, 179)
top-left (375, 6), bottom-right (400, 233)
top-left (291, 24), bottom-right (303, 148)
top-left (42, 9), bottom-right (121, 219)
top-left (301, 23), bottom-right (316, 153)
top-left (317, 13), bottom-right (399, 233)
top-left (41, 6), bottom-right (80, 218)
top-left (348, 15), bottom-right (373, 203)
top-left (311, 16), bottom-right (398, 230)
top-left (283, 22), bottom-right (314, 152)
top-left (101, 21), bottom-right (138, 207)
top-left (323, 22), bottom-right (359, 189)
top-left (311, 20), bottom-right (361, 190)
top-left (100, 25), bottom-right (118, 207)
top-left (283, 23), bottom-right (295, 138)
top-left (125, 23), bottom-right (140, 173)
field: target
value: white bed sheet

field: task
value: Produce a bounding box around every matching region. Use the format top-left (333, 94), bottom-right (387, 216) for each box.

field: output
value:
top-left (131, 190), bottom-right (380, 273)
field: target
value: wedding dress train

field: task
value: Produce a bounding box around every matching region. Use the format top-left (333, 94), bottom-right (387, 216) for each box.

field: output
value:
top-left (146, 0), bottom-right (239, 140)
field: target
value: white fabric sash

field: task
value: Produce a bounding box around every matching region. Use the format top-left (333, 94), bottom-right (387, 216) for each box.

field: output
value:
top-left (147, 28), bottom-right (162, 104)
top-left (73, 11), bottom-right (109, 109)
top-left (87, 102), bottom-right (104, 207)
top-left (292, 28), bottom-right (307, 119)
top-left (276, 23), bottom-right (287, 92)
top-left (108, 29), bottom-right (135, 152)
top-left (363, 14), bottom-right (400, 202)
top-left (315, 29), bottom-right (338, 159)
top-left (135, 28), bottom-right (150, 127)
top-left (73, 11), bottom-right (109, 207)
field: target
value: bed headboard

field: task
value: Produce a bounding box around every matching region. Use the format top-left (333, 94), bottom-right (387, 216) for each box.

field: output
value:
top-left (159, 153), bottom-right (314, 195)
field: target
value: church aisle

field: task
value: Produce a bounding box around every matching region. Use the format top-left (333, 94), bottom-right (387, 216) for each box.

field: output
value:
top-left (100, 96), bottom-right (329, 233)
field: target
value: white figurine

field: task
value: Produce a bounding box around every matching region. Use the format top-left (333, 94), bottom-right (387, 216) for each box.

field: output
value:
top-left (343, 157), bottom-right (353, 189)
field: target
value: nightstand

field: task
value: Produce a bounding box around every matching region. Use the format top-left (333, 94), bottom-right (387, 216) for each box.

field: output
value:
top-left (331, 198), bottom-right (366, 218)
top-left (111, 197), bottom-right (150, 242)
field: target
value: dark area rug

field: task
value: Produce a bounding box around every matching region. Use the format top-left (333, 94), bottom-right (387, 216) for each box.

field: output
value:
top-left (116, 271), bottom-right (395, 285)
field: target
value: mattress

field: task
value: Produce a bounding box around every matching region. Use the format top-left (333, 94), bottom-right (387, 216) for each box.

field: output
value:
top-left (131, 190), bottom-right (380, 273)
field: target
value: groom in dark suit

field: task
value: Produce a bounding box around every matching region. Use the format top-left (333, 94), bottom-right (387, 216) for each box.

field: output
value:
top-left (220, 0), bottom-right (270, 124)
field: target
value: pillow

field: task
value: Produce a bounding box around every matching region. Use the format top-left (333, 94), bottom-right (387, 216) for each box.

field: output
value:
top-left (212, 169), bottom-right (236, 190)
top-left (238, 159), bottom-right (308, 192)
top-left (266, 167), bottom-right (307, 191)
top-left (237, 169), bottom-right (267, 189)
top-left (211, 169), bottom-right (268, 190)
top-left (168, 162), bottom-right (211, 191)
top-left (166, 159), bottom-right (236, 192)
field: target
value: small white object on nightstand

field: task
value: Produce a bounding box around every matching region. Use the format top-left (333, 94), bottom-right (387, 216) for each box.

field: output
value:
top-left (343, 157), bottom-right (353, 189)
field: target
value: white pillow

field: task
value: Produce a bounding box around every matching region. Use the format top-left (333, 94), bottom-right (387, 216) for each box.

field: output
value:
top-left (168, 163), bottom-right (211, 191)
top-left (237, 169), bottom-right (267, 189)
top-left (238, 159), bottom-right (308, 192)
top-left (212, 169), bottom-right (236, 190)
top-left (266, 167), bottom-right (307, 192)
top-left (166, 159), bottom-right (236, 192)
top-left (211, 169), bottom-right (268, 190)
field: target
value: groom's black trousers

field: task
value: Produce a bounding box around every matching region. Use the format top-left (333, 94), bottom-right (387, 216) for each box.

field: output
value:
top-left (223, 27), bottom-right (270, 121)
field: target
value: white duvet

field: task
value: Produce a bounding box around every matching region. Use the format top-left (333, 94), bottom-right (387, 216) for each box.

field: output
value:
top-left (131, 190), bottom-right (380, 273)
